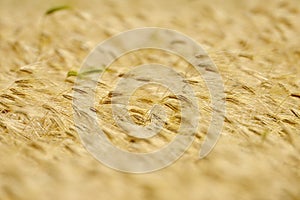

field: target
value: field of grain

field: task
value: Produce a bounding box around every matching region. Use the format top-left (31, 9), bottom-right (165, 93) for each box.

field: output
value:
top-left (0, 0), bottom-right (300, 199)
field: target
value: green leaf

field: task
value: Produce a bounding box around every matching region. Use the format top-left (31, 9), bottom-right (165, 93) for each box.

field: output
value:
top-left (67, 68), bottom-right (104, 78)
top-left (45, 5), bottom-right (71, 15)
top-left (67, 70), bottom-right (78, 77)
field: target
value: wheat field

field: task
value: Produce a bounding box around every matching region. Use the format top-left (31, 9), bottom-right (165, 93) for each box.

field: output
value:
top-left (0, 0), bottom-right (300, 199)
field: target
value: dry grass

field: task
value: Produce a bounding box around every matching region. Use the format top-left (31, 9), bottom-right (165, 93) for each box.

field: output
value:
top-left (0, 0), bottom-right (300, 199)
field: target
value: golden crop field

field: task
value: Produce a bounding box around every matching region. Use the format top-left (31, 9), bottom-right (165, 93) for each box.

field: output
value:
top-left (0, 0), bottom-right (299, 199)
